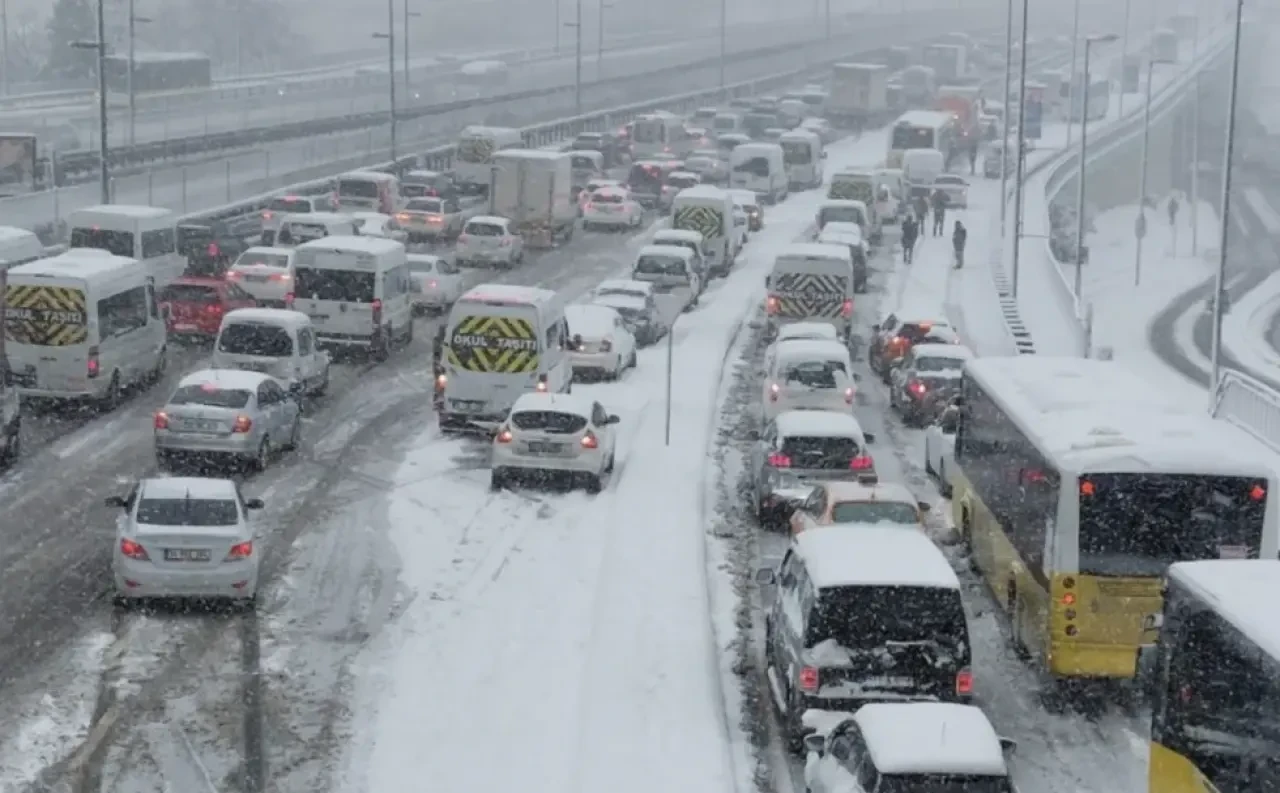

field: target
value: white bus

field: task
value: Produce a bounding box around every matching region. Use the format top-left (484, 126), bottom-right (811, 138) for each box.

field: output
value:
top-left (453, 126), bottom-right (524, 193)
top-left (951, 356), bottom-right (1280, 685)
top-left (67, 205), bottom-right (184, 288)
top-left (887, 110), bottom-right (956, 169)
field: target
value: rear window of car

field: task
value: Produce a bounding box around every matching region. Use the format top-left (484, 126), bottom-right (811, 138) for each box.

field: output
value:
top-left (136, 497), bottom-right (240, 526)
top-left (591, 192), bottom-right (624, 204)
top-left (235, 252), bottom-right (290, 269)
top-left (465, 222), bottom-right (505, 237)
top-left (915, 355), bottom-right (966, 372)
top-left (509, 411), bottom-right (588, 434)
top-left (830, 501), bottom-right (920, 525)
top-left (808, 585), bottom-right (966, 649)
top-left (161, 284), bottom-right (220, 304)
top-left (169, 385), bottom-right (252, 408)
top-left (218, 323), bottom-right (293, 357)
top-left (634, 255), bottom-right (686, 276)
top-left (780, 435), bottom-right (861, 466)
top-left (268, 197), bottom-right (313, 213)
top-left (407, 198), bottom-right (443, 212)
top-left (293, 266), bottom-right (376, 303)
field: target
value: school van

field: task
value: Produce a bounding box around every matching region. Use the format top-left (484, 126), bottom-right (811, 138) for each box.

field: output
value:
top-left (438, 284), bottom-right (571, 432)
top-left (289, 236), bottom-right (414, 359)
top-left (729, 142), bottom-right (788, 204)
top-left (335, 171), bottom-right (402, 215)
top-left (67, 205), bottom-right (184, 288)
top-left (274, 212), bottom-right (360, 247)
top-left (4, 250), bottom-right (166, 407)
top-left (630, 111), bottom-right (695, 160)
top-left (671, 185), bottom-right (736, 277)
top-left (778, 129), bottom-right (825, 190)
top-left (212, 308), bottom-right (331, 396)
top-left (764, 243), bottom-right (856, 341)
top-left (0, 226), bottom-right (44, 267)
top-left (453, 126), bottom-right (524, 192)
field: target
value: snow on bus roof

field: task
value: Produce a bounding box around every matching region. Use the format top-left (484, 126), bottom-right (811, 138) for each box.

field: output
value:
top-left (459, 284), bottom-right (557, 305)
top-left (855, 703), bottom-right (1007, 776)
top-left (1169, 560), bottom-right (1280, 661)
top-left (794, 526), bottom-right (960, 591)
top-left (965, 357), bottom-right (1280, 476)
top-left (895, 110), bottom-right (954, 127)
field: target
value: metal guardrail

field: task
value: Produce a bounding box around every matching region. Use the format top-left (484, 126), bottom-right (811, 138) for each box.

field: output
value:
top-left (1212, 370), bottom-right (1280, 453)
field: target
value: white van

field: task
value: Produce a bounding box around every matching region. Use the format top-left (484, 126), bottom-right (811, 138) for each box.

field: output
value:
top-left (439, 284), bottom-right (572, 431)
top-left (902, 148), bottom-right (946, 195)
top-left (651, 229), bottom-right (708, 281)
top-left (453, 126), bottom-right (524, 192)
top-left (631, 245), bottom-right (702, 312)
top-left (274, 212), bottom-right (360, 247)
top-left (0, 226), bottom-right (44, 267)
top-left (729, 142), bottom-right (788, 204)
top-left (212, 308), bottom-right (331, 396)
top-left (4, 250), bottom-right (166, 406)
top-left (827, 171), bottom-right (883, 242)
top-left (67, 205), bottom-right (184, 289)
top-left (631, 111), bottom-right (695, 160)
top-left (778, 129), bottom-right (824, 191)
top-left (711, 112), bottom-right (743, 136)
top-left (671, 185), bottom-right (736, 277)
top-left (290, 236), bottom-right (414, 359)
top-left (764, 242), bottom-right (856, 341)
top-left (816, 199), bottom-right (871, 241)
top-left (335, 171), bottom-right (402, 215)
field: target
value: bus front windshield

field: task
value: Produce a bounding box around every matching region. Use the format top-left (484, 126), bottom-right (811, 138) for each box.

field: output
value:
top-left (891, 124), bottom-right (935, 151)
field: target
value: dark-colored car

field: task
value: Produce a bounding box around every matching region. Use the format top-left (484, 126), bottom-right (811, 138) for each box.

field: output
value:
top-left (402, 169), bottom-right (459, 200)
top-left (179, 221), bottom-right (249, 277)
top-left (887, 344), bottom-right (973, 425)
top-left (868, 315), bottom-right (962, 381)
top-left (159, 277), bottom-right (257, 340)
top-left (570, 131), bottom-right (627, 169)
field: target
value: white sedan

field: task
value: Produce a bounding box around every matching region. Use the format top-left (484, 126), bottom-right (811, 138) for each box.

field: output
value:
top-left (407, 253), bottom-right (463, 313)
top-left (564, 304), bottom-right (637, 381)
top-left (352, 211), bottom-right (409, 242)
top-left (582, 188), bottom-right (644, 231)
top-left (456, 216), bottom-right (524, 268)
top-left (491, 392), bottom-right (621, 493)
top-left (932, 174), bottom-right (969, 209)
top-left (923, 403), bottom-right (961, 497)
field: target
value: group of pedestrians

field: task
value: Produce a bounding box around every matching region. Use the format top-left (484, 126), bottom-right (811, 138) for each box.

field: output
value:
top-left (899, 187), bottom-right (967, 269)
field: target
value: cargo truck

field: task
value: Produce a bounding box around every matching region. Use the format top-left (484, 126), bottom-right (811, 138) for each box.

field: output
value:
top-left (489, 149), bottom-right (577, 248)
top-left (922, 44), bottom-right (967, 83)
top-left (828, 63), bottom-right (890, 127)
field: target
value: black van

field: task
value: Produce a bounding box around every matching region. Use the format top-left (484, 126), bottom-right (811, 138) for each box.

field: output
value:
top-left (756, 525), bottom-right (973, 751)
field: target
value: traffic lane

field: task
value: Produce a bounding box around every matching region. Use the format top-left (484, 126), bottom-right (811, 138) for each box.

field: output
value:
top-left (0, 215), bottom-right (662, 691)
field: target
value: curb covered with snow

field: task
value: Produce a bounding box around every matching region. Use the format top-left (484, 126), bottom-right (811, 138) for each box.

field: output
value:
top-left (1223, 270), bottom-right (1280, 385)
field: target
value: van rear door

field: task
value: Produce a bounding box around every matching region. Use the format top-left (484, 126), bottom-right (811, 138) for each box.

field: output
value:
top-left (292, 263), bottom-right (378, 343)
top-left (770, 258), bottom-right (850, 320)
top-left (4, 279), bottom-right (93, 394)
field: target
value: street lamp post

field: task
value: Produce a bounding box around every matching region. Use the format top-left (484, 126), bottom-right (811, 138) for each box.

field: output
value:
top-left (72, 0), bottom-right (109, 204)
top-left (1010, 0), bottom-right (1030, 296)
top-left (2, 0), bottom-right (10, 96)
top-left (564, 0), bottom-right (582, 114)
top-left (1072, 34), bottom-right (1118, 300)
top-left (403, 2), bottom-right (421, 92)
top-left (372, 0), bottom-right (397, 164)
top-left (1189, 7), bottom-right (1202, 256)
top-left (999, 0), bottom-right (1013, 234)
top-left (127, 0), bottom-right (152, 147)
top-left (1065, 0), bottom-right (1080, 145)
top-left (1118, 0), bottom-right (1131, 115)
top-left (718, 0), bottom-right (727, 89)
top-left (1134, 55), bottom-right (1175, 286)
top-left (1208, 0), bottom-right (1245, 402)
top-left (596, 0), bottom-right (613, 78)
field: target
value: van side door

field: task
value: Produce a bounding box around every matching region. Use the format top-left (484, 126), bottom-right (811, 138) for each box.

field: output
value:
top-left (98, 284), bottom-right (157, 385)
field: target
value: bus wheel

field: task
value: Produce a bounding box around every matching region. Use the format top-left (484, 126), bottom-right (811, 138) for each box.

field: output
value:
top-left (1009, 584), bottom-right (1030, 659)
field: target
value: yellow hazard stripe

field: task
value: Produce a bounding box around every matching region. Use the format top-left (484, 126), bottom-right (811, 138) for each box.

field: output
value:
top-left (5, 284), bottom-right (89, 346)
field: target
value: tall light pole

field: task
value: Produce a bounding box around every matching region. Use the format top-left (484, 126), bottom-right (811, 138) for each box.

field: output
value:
top-left (1189, 7), bottom-right (1201, 256)
top-left (1134, 55), bottom-right (1175, 286)
top-left (555, 0), bottom-right (561, 53)
top-left (72, 0), bottom-right (109, 205)
top-left (403, 2), bottom-right (420, 93)
top-left (718, 0), bottom-right (727, 89)
top-left (1118, 0), bottom-right (1131, 115)
top-left (999, 0), bottom-right (1014, 234)
top-left (1064, 0), bottom-right (1080, 145)
top-left (127, 2), bottom-right (151, 148)
top-left (1072, 34), bottom-right (1118, 300)
top-left (564, 0), bottom-right (581, 114)
top-left (372, 0), bottom-right (397, 164)
top-left (596, 0), bottom-right (613, 78)
top-left (1, 0), bottom-right (10, 96)
top-left (1208, 0), bottom-right (1245, 401)
top-left (1009, 0), bottom-right (1030, 296)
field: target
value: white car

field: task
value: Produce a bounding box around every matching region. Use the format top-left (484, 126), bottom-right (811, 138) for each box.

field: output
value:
top-left (665, 170), bottom-right (702, 191)
top-left (407, 253), bottom-right (463, 313)
top-left (765, 322), bottom-right (839, 361)
top-left (352, 211), bottom-right (409, 242)
top-left (259, 194), bottom-right (334, 244)
top-left (491, 392), bottom-right (621, 493)
top-left (578, 178), bottom-right (624, 213)
top-left (933, 173), bottom-right (969, 208)
top-left (106, 476), bottom-right (264, 606)
top-left (923, 401), bottom-right (961, 497)
top-left (226, 247), bottom-right (295, 308)
top-left (582, 187), bottom-right (645, 231)
top-left (564, 304), bottom-right (638, 381)
top-left (761, 339), bottom-right (857, 424)
top-left (455, 216), bottom-right (524, 268)
top-left (594, 278), bottom-right (655, 303)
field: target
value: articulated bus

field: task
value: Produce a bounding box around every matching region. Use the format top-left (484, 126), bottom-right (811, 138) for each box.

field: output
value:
top-left (1149, 560), bottom-right (1280, 792)
top-left (950, 357), bottom-right (1279, 684)
top-left (886, 110), bottom-right (955, 169)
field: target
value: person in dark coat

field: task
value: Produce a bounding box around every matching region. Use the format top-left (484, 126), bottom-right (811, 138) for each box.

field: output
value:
top-left (913, 193), bottom-right (929, 227)
top-left (952, 220), bottom-right (968, 269)
top-left (900, 215), bottom-right (919, 264)
top-left (931, 189), bottom-right (950, 236)
top-left (966, 138), bottom-right (979, 174)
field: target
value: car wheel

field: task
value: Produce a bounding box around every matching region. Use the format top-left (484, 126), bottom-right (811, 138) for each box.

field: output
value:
top-left (610, 356), bottom-right (623, 381)
top-left (605, 453), bottom-right (615, 473)
top-left (628, 350), bottom-right (637, 368)
top-left (939, 462), bottom-right (952, 498)
top-left (251, 438), bottom-right (269, 472)
top-left (584, 473), bottom-right (603, 494)
top-left (2, 424), bottom-right (20, 465)
top-left (924, 446), bottom-right (935, 475)
top-left (372, 332), bottom-right (391, 362)
top-left (490, 469), bottom-right (506, 491)
top-left (149, 347), bottom-right (167, 385)
top-left (284, 416), bottom-right (301, 451)
top-left (97, 371), bottom-right (123, 413)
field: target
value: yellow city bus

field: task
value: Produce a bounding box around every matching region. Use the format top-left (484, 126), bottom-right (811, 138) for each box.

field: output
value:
top-left (1149, 560), bottom-right (1280, 792)
top-left (949, 357), bottom-right (1279, 683)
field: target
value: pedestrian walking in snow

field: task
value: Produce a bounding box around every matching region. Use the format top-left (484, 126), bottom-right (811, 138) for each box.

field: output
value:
top-left (952, 220), bottom-right (968, 269)
top-left (931, 189), bottom-right (950, 236)
top-left (901, 215), bottom-right (919, 263)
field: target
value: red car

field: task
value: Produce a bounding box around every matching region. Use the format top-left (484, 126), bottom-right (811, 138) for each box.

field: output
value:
top-left (159, 277), bottom-right (257, 339)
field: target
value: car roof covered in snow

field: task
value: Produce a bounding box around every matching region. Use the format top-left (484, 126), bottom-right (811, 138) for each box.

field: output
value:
top-left (820, 199), bottom-right (868, 209)
top-left (815, 480), bottom-right (919, 507)
top-left (565, 304), bottom-right (622, 335)
top-left (855, 703), bottom-right (1007, 776)
top-left (1168, 560), bottom-right (1280, 661)
top-left (465, 215), bottom-right (510, 227)
top-left (220, 307), bottom-right (311, 329)
top-left (138, 477), bottom-right (240, 502)
top-left (653, 229), bottom-right (705, 243)
top-left (966, 356), bottom-right (1280, 476)
top-left (774, 410), bottom-right (864, 440)
top-left (774, 339), bottom-right (852, 363)
top-left (912, 343), bottom-right (974, 361)
top-left (793, 526), bottom-right (960, 591)
top-left (12, 249), bottom-right (140, 281)
top-left (776, 242), bottom-right (853, 262)
top-left (638, 244), bottom-right (694, 261)
top-left (596, 279), bottom-right (653, 296)
top-left (727, 189), bottom-right (760, 205)
top-left (237, 246), bottom-right (294, 259)
top-left (176, 368), bottom-right (275, 393)
top-left (295, 234), bottom-right (402, 255)
top-left (459, 284), bottom-right (557, 307)
top-left (510, 392), bottom-right (596, 418)
top-left (592, 293), bottom-right (647, 311)
top-left (776, 323), bottom-right (838, 343)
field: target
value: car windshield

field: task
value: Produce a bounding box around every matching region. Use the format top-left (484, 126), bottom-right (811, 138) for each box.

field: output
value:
top-left (571, 155), bottom-right (599, 169)
top-left (878, 775), bottom-right (1012, 793)
top-left (634, 255), bottom-right (686, 276)
top-left (235, 252), bottom-right (289, 268)
top-left (808, 585), bottom-right (967, 650)
top-left (667, 175), bottom-right (698, 188)
top-left (161, 284), bottom-right (220, 304)
top-left (509, 411), bottom-right (588, 434)
top-left (830, 501), bottom-right (920, 525)
top-left (915, 355), bottom-right (967, 372)
top-left (268, 197), bottom-right (313, 213)
top-left (407, 198), bottom-right (443, 212)
top-left (217, 323), bottom-right (293, 357)
top-left (820, 206), bottom-right (864, 225)
top-left (338, 179), bottom-right (380, 198)
top-left (169, 385), bottom-right (252, 408)
top-left (293, 267), bottom-right (376, 303)
top-left (135, 497), bottom-right (240, 526)
top-left (465, 222), bottom-right (505, 237)
top-left (628, 165), bottom-right (664, 190)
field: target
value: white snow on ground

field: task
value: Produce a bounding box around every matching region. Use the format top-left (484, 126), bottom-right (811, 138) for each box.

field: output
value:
top-left (334, 131), bottom-right (888, 793)
top-left (1223, 271), bottom-right (1280, 382)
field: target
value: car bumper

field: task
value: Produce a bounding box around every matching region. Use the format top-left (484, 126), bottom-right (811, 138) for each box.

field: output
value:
top-left (583, 213), bottom-right (632, 226)
top-left (456, 249), bottom-right (515, 264)
top-left (114, 557), bottom-right (259, 599)
top-left (413, 292), bottom-right (452, 309)
top-left (568, 350), bottom-right (619, 374)
top-left (493, 446), bottom-right (601, 474)
top-left (155, 431), bottom-right (259, 456)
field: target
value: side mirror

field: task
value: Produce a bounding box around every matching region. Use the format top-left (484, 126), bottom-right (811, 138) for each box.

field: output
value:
top-left (104, 495), bottom-right (127, 509)
top-left (863, 432), bottom-right (876, 445)
top-left (746, 428), bottom-right (760, 441)
top-left (999, 737), bottom-right (1018, 754)
top-left (288, 381), bottom-right (304, 395)
top-left (754, 568), bottom-right (776, 586)
top-left (606, 414), bottom-right (621, 424)
top-left (245, 498), bottom-right (265, 510)
top-left (871, 323), bottom-right (881, 333)
top-left (917, 501), bottom-right (932, 513)
top-left (803, 734), bottom-right (826, 756)
top-left (821, 151), bottom-right (829, 159)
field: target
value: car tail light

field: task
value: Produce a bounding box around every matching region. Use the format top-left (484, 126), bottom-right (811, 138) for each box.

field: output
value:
top-left (458, 234), bottom-right (470, 243)
top-left (500, 237), bottom-right (512, 247)
top-left (262, 211), bottom-right (273, 220)
top-left (841, 298), bottom-right (853, 318)
top-left (769, 383), bottom-right (780, 402)
top-left (496, 426), bottom-right (513, 443)
top-left (799, 666), bottom-right (819, 693)
top-left (284, 293), bottom-right (295, 307)
top-left (396, 213), bottom-right (410, 222)
top-left (909, 380), bottom-right (927, 396)
top-left (232, 415), bottom-right (253, 433)
top-left (226, 541), bottom-right (253, 560)
top-left (226, 270), bottom-right (241, 280)
top-left (581, 432), bottom-right (599, 449)
top-left (844, 387), bottom-right (855, 404)
top-left (955, 669), bottom-right (974, 695)
top-left (600, 338), bottom-right (612, 352)
top-left (1251, 483), bottom-right (1267, 500)
top-left (206, 302), bottom-right (224, 315)
top-left (435, 373), bottom-right (447, 392)
top-left (585, 202), bottom-right (595, 211)
top-left (766, 295), bottom-right (779, 314)
top-left (87, 346), bottom-right (100, 378)
top-left (767, 453), bottom-right (791, 467)
top-left (153, 411), bottom-right (169, 429)
top-left (849, 455), bottom-right (874, 470)
top-left (120, 538), bottom-right (149, 561)
top-left (371, 298), bottom-right (383, 326)
top-left (269, 273), bottom-right (291, 282)
top-left (207, 243), bottom-right (220, 257)
top-left (535, 373), bottom-right (549, 393)
top-left (428, 279), bottom-right (438, 289)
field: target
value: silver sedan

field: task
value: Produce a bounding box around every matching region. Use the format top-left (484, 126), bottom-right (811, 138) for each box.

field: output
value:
top-left (154, 369), bottom-right (302, 471)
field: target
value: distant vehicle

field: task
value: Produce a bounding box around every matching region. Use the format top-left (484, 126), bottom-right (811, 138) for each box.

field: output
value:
top-left (582, 187), bottom-right (645, 231)
top-left (887, 343), bottom-right (974, 425)
top-left (211, 308), bottom-right (331, 398)
top-left (396, 196), bottom-right (480, 242)
top-left (455, 215), bottom-right (525, 268)
top-left (931, 173), bottom-right (969, 208)
top-left (868, 316), bottom-right (961, 380)
top-left (785, 480), bottom-right (930, 535)
top-left (226, 247), bottom-right (296, 308)
top-left (591, 291), bottom-right (661, 346)
top-left (759, 339), bottom-right (858, 424)
top-left (923, 399), bottom-right (960, 496)
top-left (748, 410), bottom-right (876, 526)
top-left (351, 212), bottom-right (408, 243)
top-left (406, 254), bottom-right (463, 313)
top-left (259, 194), bottom-right (335, 245)
top-left (159, 276), bottom-right (258, 341)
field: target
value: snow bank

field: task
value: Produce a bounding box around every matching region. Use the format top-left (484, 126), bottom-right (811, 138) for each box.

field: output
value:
top-left (1223, 270), bottom-right (1280, 385)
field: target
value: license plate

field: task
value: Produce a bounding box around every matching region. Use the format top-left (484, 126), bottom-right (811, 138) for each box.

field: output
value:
top-left (527, 441), bottom-right (564, 453)
top-left (164, 548), bottom-right (212, 562)
top-left (181, 419), bottom-right (220, 432)
top-left (174, 323), bottom-right (198, 331)
top-left (451, 400), bottom-right (485, 412)
top-left (309, 313), bottom-right (329, 321)
top-left (1219, 545), bottom-right (1249, 559)
top-left (243, 274), bottom-right (268, 283)
top-left (860, 676), bottom-right (914, 688)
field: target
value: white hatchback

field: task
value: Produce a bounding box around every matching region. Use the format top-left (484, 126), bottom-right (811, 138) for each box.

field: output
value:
top-left (352, 211), bottom-right (409, 242)
top-left (761, 339), bottom-right (857, 424)
top-left (407, 253), bottom-right (463, 312)
top-left (226, 247), bottom-right (295, 307)
top-left (456, 216), bottom-right (524, 268)
top-left (582, 188), bottom-right (644, 231)
top-left (564, 304), bottom-right (637, 381)
top-left (491, 393), bottom-right (620, 493)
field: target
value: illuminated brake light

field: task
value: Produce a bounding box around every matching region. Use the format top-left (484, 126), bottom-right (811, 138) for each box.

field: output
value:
top-left (580, 432), bottom-right (599, 449)
top-left (766, 296), bottom-right (780, 314)
top-left (1061, 592), bottom-right (1077, 606)
top-left (841, 298), bottom-right (853, 318)
top-left (226, 541), bottom-right (253, 560)
top-left (206, 302), bottom-right (224, 314)
top-left (844, 387), bottom-right (855, 404)
top-left (154, 411), bottom-right (169, 430)
top-left (269, 273), bottom-right (290, 282)
top-left (284, 293), bottom-right (295, 307)
top-left (1251, 484), bottom-right (1267, 500)
top-left (262, 211), bottom-right (273, 220)
top-left (1080, 480), bottom-right (1095, 496)
top-left (120, 538), bottom-right (149, 561)
top-left (799, 666), bottom-right (819, 693)
top-left (849, 455), bottom-right (874, 471)
top-left (769, 383), bottom-right (780, 402)
top-left (955, 669), bottom-right (973, 695)
top-left (458, 234), bottom-right (470, 243)
top-left (232, 415), bottom-right (253, 433)
top-left (226, 270), bottom-right (241, 280)
top-left (909, 380), bottom-right (926, 395)
top-left (499, 237), bottom-right (513, 247)
top-left (496, 426), bottom-right (513, 443)
top-left (87, 346), bottom-right (100, 378)
top-left (207, 243), bottom-right (220, 257)
top-left (767, 453), bottom-right (791, 468)
top-left (371, 298), bottom-right (383, 326)
top-left (535, 374), bottom-right (549, 393)
top-left (435, 373), bottom-right (447, 392)
top-left (396, 213), bottom-right (410, 222)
